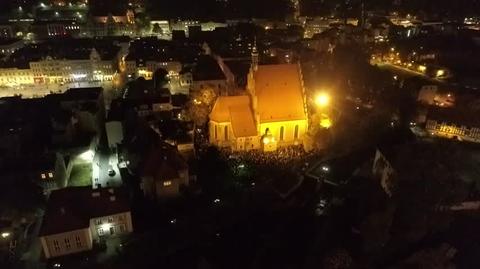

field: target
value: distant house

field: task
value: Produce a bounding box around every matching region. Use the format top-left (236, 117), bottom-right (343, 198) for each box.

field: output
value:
top-left (60, 87), bottom-right (105, 135)
top-left (191, 55), bottom-right (227, 96)
top-left (417, 85), bottom-right (455, 107)
top-left (39, 187), bottom-right (133, 259)
top-left (0, 153), bottom-right (68, 195)
top-left (140, 143), bottom-right (189, 199)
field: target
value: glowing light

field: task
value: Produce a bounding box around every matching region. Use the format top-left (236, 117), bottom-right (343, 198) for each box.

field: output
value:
top-left (263, 137), bottom-right (270, 144)
top-left (72, 74), bottom-right (87, 79)
top-left (315, 92), bottom-right (330, 107)
top-left (436, 69), bottom-right (445, 77)
top-left (78, 150), bottom-right (94, 162)
top-left (320, 118), bottom-right (332, 129)
top-left (418, 65), bottom-right (427, 72)
top-left (101, 223), bottom-right (111, 230)
top-left (1, 232), bottom-right (10, 238)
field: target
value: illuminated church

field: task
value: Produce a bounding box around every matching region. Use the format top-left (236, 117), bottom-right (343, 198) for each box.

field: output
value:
top-left (209, 45), bottom-right (308, 152)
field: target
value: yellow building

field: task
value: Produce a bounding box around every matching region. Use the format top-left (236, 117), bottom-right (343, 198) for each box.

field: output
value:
top-left (209, 59), bottom-right (308, 151)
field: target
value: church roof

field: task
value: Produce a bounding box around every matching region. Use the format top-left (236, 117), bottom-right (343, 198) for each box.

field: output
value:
top-left (229, 105), bottom-right (257, 137)
top-left (254, 64), bottom-right (307, 123)
top-left (210, 95), bottom-right (257, 138)
top-left (210, 95), bottom-right (251, 123)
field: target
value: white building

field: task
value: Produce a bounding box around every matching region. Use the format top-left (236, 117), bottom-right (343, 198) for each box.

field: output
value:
top-left (39, 187), bottom-right (133, 259)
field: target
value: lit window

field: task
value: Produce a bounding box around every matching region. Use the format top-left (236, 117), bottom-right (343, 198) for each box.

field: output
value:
top-left (41, 173), bottom-right (46, 179)
top-left (65, 238), bottom-right (71, 249)
top-left (48, 172), bottom-right (54, 178)
top-left (163, 181), bottom-right (172, 187)
top-left (53, 240), bottom-right (60, 252)
top-left (75, 236), bottom-right (81, 247)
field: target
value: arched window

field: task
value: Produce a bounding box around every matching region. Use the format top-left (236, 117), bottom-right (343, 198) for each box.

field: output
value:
top-left (224, 126), bottom-right (228, 140)
top-left (280, 126), bottom-right (284, 141)
top-left (294, 125), bottom-right (299, 139)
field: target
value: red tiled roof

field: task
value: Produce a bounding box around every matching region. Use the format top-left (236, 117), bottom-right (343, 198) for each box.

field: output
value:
top-left (254, 64), bottom-right (307, 123)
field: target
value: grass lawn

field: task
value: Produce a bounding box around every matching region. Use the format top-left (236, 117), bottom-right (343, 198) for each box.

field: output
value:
top-left (68, 163), bottom-right (92, 187)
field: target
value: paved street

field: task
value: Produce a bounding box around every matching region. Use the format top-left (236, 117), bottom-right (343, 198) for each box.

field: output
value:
top-left (93, 150), bottom-right (122, 189)
top-left (0, 80), bottom-right (117, 99)
top-left (20, 212), bottom-right (45, 269)
top-left (376, 62), bottom-right (446, 84)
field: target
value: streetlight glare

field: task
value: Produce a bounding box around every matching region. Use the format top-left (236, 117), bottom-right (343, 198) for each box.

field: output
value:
top-left (315, 92), bottom-right (330, 107)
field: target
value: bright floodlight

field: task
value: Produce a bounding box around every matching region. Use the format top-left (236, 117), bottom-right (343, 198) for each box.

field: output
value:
top-left (320, 118), bottom-right (332, 129)
top-left (315, 92), bottom-right (330, 108)
top-left (1, 232), bottom-right (10, 238)
top-left (79, 150), bottom-right (94, 162)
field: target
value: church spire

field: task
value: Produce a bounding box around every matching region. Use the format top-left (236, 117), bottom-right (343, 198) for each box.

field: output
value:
top-left (251, 36), bottom-right (258, 71)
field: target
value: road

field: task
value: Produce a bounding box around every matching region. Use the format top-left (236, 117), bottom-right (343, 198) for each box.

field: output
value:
top-left (376, 62), bottom-right (446, 84)
top-left (93, 150), bottom-right (122, 189)
top-left (20, 211), bottom-right (45, 269)
top-left (0, 80), bottom-right (118, 99)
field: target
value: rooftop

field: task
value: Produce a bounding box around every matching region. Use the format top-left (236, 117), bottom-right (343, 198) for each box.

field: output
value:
top-left (39, 187), bottom-right (130, 236)
top-left (428, 107), bottom-right (480, 127)
top-left (254, 64), bottom-right (307, 122)
top-left (62, 87), bottom-right (103, 101)
top-left (192, 55), bottom-right (226, 81)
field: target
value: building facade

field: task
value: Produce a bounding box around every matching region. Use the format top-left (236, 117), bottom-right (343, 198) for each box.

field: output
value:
top-left (425, 108), bottom-right (480, 142)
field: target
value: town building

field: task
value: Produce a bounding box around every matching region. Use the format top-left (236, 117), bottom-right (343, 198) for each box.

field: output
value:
top-left (140, 143), bottom-right (189, 199)
top-left (191, 55), bottom-right (228, 96)
top-left (30, 21), bottom-right (84, 39)
top-left (39, 187), bottom-right (133, 259)
top-left (209, 46), bottom-right (308, 151)
top-left (30, 47), bottom-right (119, 85)
top-left (425, 107), bottom-right (480, 142)
top-left (417, 85), bottom-right (455, 107)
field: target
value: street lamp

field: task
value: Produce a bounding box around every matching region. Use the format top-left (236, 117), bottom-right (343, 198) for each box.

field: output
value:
top-left (315, 92), bottom-right (330, 108)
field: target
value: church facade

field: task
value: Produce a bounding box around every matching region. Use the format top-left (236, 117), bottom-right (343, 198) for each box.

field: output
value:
top-left (209, 51), bottom-right (308, 152)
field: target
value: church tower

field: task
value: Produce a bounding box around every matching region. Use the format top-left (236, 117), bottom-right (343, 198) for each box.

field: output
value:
top-left (251, 37), bottom-right (258, 71)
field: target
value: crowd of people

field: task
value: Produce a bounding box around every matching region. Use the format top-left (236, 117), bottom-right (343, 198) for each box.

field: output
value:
top-left (223, 145), bottom-right (320, 172)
